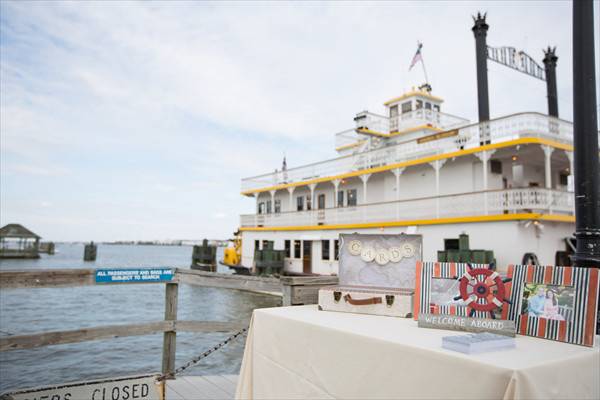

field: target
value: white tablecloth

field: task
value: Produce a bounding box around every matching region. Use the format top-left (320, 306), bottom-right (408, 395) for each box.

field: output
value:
top-left (236, 305), bottom-right (600, 400)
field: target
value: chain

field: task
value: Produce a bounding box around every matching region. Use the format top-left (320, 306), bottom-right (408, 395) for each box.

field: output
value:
top-left (157, 327), bottom-right (248, 381)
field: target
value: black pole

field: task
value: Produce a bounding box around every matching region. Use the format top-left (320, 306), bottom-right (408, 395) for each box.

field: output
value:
top-left (542, 47), bottom-right (559, 118)
top-left (472, 12), bottom-right (490, 122)
top-left (572, 0), bottom-right (600, 270)
top-left (572, 1), bottom-right (599, 339)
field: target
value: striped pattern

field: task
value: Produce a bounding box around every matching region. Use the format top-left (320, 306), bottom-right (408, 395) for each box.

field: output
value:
top-left (505, 265), bottom-right (599, 347)
top-left (414, 262), bottom-right (503, 320)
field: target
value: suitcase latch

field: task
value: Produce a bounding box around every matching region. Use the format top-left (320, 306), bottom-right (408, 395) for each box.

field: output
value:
top-left (385, 295), bottom-right (395, 307)
top-left (333, 291), bottom-right (342, 302)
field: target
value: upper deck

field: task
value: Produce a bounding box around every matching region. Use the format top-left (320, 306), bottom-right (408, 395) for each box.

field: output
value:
top-left (241, 111), bottom-right (574, 195)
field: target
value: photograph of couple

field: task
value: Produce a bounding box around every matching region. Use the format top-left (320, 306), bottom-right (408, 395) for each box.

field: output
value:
top-left (521, 284), bottom-right (574, 321)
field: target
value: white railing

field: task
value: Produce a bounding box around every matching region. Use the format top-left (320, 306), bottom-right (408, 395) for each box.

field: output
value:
top-left (354, 111), bottom-right (390, 133)
top-left (240, 188), bottom-right (574, 228)
top-left (243, 112), bottom-right (575, 192)
top-left (336, 110), bottom-right (470, 150)
top-left (391, 109), bottom-right (469, 133)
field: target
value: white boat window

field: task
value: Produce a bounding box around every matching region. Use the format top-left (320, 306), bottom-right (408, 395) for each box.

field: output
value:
top-left (347, 189), bottom-right (357, 206)
top-left (337, 191), bottom-right (344, 207)
top-left (401, 101), bottom-right (412, 114)
top-left (294, 240), bottom-right (301, 258)
top-left (318, 194), bottom-right (326, 209)
top-left (322, 240), bottom-right (330, 261)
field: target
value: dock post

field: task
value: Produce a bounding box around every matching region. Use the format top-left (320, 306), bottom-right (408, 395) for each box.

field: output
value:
top-left (162, 282), bottom-right (178, 379)
top-left (83, 242), bottom-right (97, 261)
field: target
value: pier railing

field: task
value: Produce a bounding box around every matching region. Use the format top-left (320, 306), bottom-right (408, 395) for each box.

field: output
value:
top-left (240, 188), bottom-right (574, 228)
top-left (0, 268), bottom-right (255, 379)
top-left (0, 269), bottom-right (338, 398)
top-left (241, 112), bottom-right (576, 192)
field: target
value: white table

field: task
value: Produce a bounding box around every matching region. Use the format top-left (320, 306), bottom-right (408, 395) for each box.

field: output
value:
top-left (236, 305), bottom-right (600, 400)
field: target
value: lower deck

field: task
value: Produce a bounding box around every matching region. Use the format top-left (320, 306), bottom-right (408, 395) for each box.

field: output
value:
top-left (240, 220), bottom-right (574, 274)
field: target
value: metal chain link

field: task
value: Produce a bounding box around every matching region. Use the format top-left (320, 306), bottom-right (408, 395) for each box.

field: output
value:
top-left (157, 327), bottom-right (248, 381)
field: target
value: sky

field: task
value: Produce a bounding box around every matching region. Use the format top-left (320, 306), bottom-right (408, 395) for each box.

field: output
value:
top-left (1, 1), bottom-right (599, 242)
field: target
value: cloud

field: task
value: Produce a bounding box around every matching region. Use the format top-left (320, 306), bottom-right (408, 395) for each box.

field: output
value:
top-left (212, 212), bottom-right (227, 220)
top-left (1, 0), bottom-right (598, 241)
top-left (4, 163), bottom-right (71, 177)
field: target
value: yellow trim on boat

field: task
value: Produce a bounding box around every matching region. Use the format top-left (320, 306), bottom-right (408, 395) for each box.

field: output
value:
top-left (356, 125), bottom-right (442, 138)
top-left (384, 91), bottom-right (444, 105)
top-left (239, 213), bottom-right (575, 232)
top-left (241, 138), bottom-right (573, 195)
top-left (335, 140), bottom-right (367, 152)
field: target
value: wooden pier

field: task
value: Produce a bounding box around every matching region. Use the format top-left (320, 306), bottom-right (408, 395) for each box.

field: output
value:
top-left (0, 268), bottom-right (336, 399)
top-left (167, 375), bottom-right (238, 399)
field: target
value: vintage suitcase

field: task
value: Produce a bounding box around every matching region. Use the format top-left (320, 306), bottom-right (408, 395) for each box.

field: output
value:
top-left (318, 233), bottom-right (422, 317)
top-left (318, 285), bottom-right (413, 317)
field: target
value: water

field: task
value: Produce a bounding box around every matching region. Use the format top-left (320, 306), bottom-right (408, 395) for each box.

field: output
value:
top-left (0, 244), bottom-right (281, 393)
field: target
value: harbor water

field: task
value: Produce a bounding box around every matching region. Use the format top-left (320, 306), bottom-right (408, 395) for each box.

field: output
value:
top-left (0, 244), bottom-right (281, 393)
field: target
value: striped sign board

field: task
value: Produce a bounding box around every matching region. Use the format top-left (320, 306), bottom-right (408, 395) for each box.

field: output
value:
top-left (502, 265), bottom-right (599, 347)
top-left (414, 262), bottom-right (512, 321)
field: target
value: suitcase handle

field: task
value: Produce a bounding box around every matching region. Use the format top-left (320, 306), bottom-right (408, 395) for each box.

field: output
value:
top-left (343, 294), bottom-right (382, 306)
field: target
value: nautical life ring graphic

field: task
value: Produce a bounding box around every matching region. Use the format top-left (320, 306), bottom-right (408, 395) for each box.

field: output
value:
top-left (454, 263), bottom-right (512, 318)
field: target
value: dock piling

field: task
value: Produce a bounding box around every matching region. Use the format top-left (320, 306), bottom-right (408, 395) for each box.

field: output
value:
top-left (162, 282), bottom-right (178, 379)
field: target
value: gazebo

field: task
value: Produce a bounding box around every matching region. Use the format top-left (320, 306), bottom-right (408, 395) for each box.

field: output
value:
top-left (0, 224), bottom-right (41, 259)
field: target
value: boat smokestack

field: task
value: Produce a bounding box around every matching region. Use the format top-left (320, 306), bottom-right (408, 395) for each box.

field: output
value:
top-left (543, 47), bottom-right (559, 118)
top-left (572, 0), bottom-right (600, 270)
top-left (472, 12), bottom-right (490, 122)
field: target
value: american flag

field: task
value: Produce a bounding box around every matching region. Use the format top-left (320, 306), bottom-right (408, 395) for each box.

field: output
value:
top-left (409, 42), bottom-right (423, 70)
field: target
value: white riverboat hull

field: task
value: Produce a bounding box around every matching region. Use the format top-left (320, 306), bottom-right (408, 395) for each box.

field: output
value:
top-left (240, 220), bottom-right (573, 275)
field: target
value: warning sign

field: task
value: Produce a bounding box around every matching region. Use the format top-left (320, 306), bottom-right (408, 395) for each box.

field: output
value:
top-left (1, 374), bottom-right (162, 400)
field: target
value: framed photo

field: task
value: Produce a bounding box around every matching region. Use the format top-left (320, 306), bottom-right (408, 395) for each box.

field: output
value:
top-left (502, 265), bottom-right (599, 347)
top-left (414, 261), bottom-right (512, 320)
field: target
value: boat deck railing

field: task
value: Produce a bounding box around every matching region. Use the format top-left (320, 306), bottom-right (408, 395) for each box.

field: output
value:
top-left (240, 188), bottom-right (574, 227)
top-left (336, 109), bottom-right (470, 149)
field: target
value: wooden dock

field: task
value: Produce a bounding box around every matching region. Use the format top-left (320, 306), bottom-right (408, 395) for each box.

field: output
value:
top-left (166, 375), bottom-right (238, 400)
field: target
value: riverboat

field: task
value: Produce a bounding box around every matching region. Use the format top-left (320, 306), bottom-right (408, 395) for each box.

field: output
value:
top-left (226, 83), bottom-right (577, 275)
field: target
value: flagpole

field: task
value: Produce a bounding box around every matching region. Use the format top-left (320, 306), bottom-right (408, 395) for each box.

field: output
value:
top-left (421, 56), bottom-right (429, 85)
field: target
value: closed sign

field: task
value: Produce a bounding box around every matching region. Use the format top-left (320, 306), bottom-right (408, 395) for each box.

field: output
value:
top-left (2, 375), bottom-right (161, 400)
